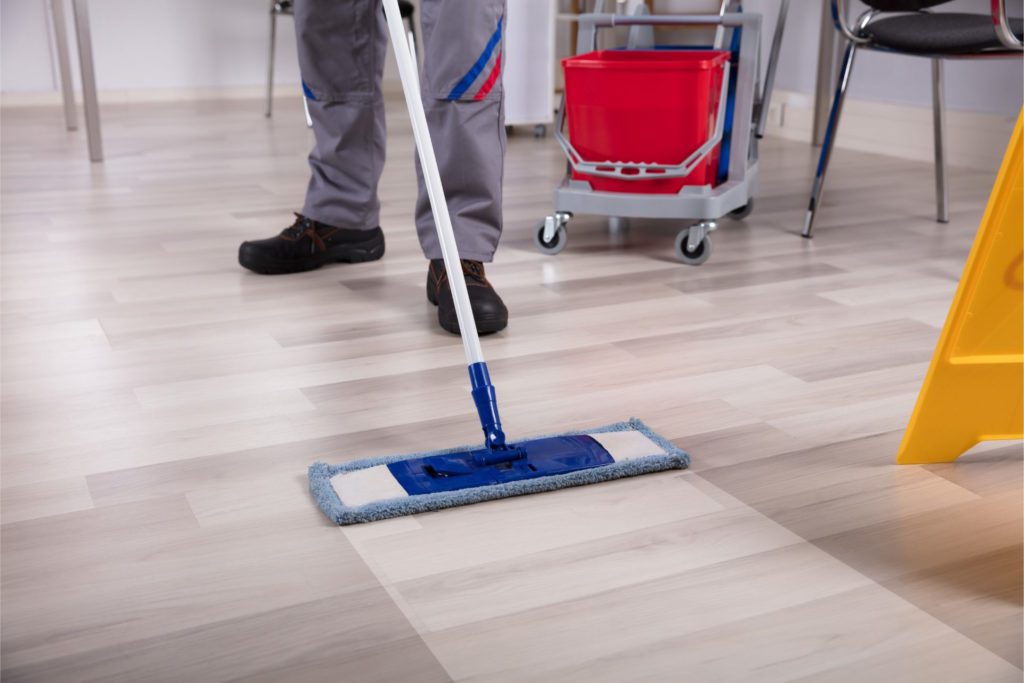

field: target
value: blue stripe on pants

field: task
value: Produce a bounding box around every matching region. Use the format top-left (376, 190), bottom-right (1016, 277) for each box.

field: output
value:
top-left (446, 17), bottom-right (503, 101)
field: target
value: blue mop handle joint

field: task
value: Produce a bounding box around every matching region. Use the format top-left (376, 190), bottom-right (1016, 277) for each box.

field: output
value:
top-left (468, 362), bottom-right (524, 464)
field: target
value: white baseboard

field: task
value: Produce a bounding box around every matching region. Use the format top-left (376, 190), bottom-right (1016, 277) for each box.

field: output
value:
top-left (763, 89), bottom-right (1018, 171)
top-left (0, 81), bottom-right (407, 108)
top-left (0, 85), bottom-right (275, 106)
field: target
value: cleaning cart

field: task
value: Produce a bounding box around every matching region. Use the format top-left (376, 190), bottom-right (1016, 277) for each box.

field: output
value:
top-left (536, 1), bottom-right (789, 265)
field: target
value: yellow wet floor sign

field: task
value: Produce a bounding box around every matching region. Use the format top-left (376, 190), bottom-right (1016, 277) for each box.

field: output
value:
top-left (897, 110), bottom-right (1024, 464)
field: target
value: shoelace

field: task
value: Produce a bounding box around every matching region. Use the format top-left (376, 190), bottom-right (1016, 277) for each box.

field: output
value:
top-left (432, 260), bottom-right (490, 302)
top-left (283, 216), bottom-right (327, 254)
top-left (461, 260), bottom-right (488, 285)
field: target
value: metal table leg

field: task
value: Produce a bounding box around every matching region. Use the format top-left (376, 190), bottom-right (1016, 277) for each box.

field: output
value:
top-left (49, 0), bottom-right (78, 131)
top-left (71, 0), bottom-right (103, 162)
top-left (266, 2), bottom-right (277, 118)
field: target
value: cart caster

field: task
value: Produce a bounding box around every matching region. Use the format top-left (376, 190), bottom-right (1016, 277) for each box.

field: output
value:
top-left (535, 214), bottom-right (570, 255)
top-left (675, 222), bottom-right (714, 266)
top-left (729, 199), bottom-right (754, 220)
top-left (533, 124), bottom-right (548, 138)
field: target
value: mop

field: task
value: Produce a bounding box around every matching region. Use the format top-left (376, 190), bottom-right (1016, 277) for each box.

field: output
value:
top-left (307, 0), bottom-right (689, 525)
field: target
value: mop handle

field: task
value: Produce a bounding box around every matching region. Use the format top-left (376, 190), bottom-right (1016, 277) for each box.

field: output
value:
top-left (382, 0), bottom-right (483, 367)
top-left (383, 0), bottom-right (513, 453)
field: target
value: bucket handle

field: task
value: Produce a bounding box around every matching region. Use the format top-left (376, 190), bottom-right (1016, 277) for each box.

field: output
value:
top-left (554, 61), bottom-right (730, 181)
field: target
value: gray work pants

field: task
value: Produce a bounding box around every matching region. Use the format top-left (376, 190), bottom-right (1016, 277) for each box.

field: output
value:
top-left (294, 0), bottom-right (507, 262)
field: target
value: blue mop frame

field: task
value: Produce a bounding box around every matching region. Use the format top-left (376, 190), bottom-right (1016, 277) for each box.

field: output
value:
top-left (309, 418), bottom-right (688, 525)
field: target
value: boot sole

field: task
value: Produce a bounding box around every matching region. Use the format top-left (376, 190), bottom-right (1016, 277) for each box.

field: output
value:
top-left (437, 309), bottom-right (508, 336)
top-left (431, 287), bottom-right (508, 335)
top-left (239, 238), bottom-right (384, 275)
top-left (427, 273), bottom-right (508, 335)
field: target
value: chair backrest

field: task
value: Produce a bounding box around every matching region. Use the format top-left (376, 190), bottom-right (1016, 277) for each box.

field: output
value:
top-left (860, 0), bottom-right (954, 10)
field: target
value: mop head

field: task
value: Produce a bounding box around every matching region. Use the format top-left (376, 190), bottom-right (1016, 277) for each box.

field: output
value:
top-left (309, 418), bottom-right (687, 525)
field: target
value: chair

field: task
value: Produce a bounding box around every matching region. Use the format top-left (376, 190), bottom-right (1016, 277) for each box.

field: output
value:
top-left (803, 0), bottom-right (1022, 238)
top-left (265, 0), bottom-right (418, 120)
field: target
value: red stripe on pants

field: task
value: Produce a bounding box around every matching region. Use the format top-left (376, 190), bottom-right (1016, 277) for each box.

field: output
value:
top-left (474, 53), bottom-right (502, 101)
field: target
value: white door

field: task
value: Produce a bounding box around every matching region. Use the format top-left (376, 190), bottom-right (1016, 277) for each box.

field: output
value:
top-left (503, 0), bottom-right (556, 127)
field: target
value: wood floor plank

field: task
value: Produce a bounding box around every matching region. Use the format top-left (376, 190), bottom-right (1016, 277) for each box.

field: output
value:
top-left (2, 505), bottom-right (382, 671)
top-left (0, 476), bottom-right (94, 525)
top-left (534, 584), bottom-right (1020, 683)
top-left (418, 544), bottom-right (877, 680)
top-left (699, 431), bottom-right (985, 539)
top-left (347, 472), bottom-right (726, 586)
top-left (2, 592), bottom-right (452, 683)
top-left (386, 502), bottom-right (807, 632)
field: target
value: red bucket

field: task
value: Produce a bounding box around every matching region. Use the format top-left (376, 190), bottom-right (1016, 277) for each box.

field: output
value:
top-left (562, 49), bottom-right (729, 194)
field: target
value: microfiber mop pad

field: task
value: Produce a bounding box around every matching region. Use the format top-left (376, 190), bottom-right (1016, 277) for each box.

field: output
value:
top-left (309, 419), bottom-right (687, 525)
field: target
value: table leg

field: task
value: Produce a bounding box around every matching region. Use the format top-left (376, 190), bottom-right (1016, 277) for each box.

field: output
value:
top-left (49, 0), bottom-right (78, 131)
top-left (71, 0), bottom-right (103, 162)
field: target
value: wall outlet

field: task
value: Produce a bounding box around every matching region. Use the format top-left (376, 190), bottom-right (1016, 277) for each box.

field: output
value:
top-left (766, 101), bottom-right (786, 129)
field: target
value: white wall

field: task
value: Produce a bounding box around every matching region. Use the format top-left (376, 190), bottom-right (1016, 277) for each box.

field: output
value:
top-left (3, 0), bottom-right (302, 97)
top-left (6, 0), bottom-right (1020, 111)
top-left (2, 0), bottom-right (58, 92)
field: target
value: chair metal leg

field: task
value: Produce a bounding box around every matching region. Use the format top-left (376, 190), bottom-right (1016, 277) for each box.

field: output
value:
top-left (931, 58), bottom-right (949, 223)
top-left (49, 0), bottom-right (78, 131)
top-left (803, 39), bottom-right (857, 239)
top-left (71, 0), bottom-right (103, 163)
top-left (812, 4), bottom-right (841, 147)
top-left (265, 7), bottom-right (277, 118)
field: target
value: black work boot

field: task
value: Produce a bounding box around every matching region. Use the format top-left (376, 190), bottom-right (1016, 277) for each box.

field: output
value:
top-left (427, 259), bottom-right (508, 335)
top-left (238, 214), bottom-right (384, 274)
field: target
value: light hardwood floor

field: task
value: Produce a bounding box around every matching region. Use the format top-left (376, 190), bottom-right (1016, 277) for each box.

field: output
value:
top-left (1, 96), bottom-right (1021, 682)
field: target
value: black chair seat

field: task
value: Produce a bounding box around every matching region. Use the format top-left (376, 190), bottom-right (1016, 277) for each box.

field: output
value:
top-left (865, 12), bottom-right (1023, 54)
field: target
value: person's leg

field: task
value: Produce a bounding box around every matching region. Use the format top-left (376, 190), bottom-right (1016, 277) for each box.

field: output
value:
top-left (239, 0), bottom-right (388, 275)
top-left (416, 0), bottom-right (507, 263)
top-left (298, 0), bottom-right (387, 231)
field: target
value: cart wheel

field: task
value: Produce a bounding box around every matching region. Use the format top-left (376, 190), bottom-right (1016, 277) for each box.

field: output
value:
top-left (533, 124), bottom-right (548, 138)
top-left (675, 228), bottom-right (712, 266)
top-left (729, 199), bottom-right (754, 220)
top-left (535, 220), bottom-right (567, 255)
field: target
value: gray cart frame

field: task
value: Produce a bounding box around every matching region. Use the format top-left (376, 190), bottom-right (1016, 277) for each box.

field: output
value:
top-left (537, 2), bottom-right (789, 265)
